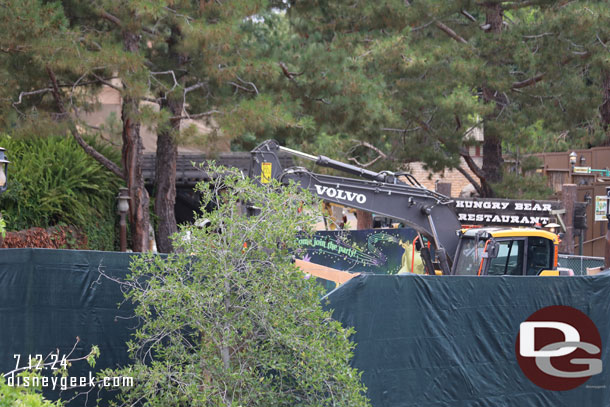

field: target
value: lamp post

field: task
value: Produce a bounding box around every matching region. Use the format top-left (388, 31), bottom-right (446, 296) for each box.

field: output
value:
top-left (545, 222), bottom-right (560, 235)
top-left (569, 151), bottom-right (577, 167)
top-left (117, 188), bottom-right (130, 252)
top-left (0, 147), bottom-right (9, 193)
top-left (569, 151), bottom-right (577, 183)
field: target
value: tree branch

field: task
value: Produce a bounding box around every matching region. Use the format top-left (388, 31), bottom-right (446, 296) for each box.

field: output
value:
top-left (99, 10), bottom-right (123, 28)
top-left (12, 88), bottom-right (52, 106)
top-left (279, 62), bottom-right (304, 80)
top-left (523, 32), bottom-right (554, 39)
top-left (434, 21), bottom-right (468, 44)
top-left (91, 73), bottom-right (121, 91)
top-left (236, 76), bottom-right (259, 95)
top-left (461, 10), bottom-right (477, 22)
top-left (501, 0), bottom-right (538, 10)
top-left (459, 147), bottom-right (486, 183)
top-left (46, 66), bottom-right (126, 180)
top-left (456, 162), bottom-right (484, 196)
top-left (172, 110), bottom-right (222, 120)
top-left (184, 82), bottom-right (207, 94)
top-left (228, 82), bottom-right (256, 94)
top-left (512, 73), bottom-right (544, 89)
top-left (347, 140), bottom-right (388, 168)
top-left (150, 70), bottom-right (179, 91)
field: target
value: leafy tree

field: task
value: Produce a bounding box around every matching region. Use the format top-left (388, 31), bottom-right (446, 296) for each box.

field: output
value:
top-left (0, 373), bottom-right (62, 407)
top-left (106, 165), bottom-right (370, 406)
top-left (0, 0), bottom-right (152, 250)
top-left (534, 1), bottom-right (610, 146)
top-left (0, 0), bottom-right (306, 251)
top-left (140, 0), bottom-right (270, 252)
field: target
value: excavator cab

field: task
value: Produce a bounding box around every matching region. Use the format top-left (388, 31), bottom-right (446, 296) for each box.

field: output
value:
top-left (451, 228), bottom-right (559, 276)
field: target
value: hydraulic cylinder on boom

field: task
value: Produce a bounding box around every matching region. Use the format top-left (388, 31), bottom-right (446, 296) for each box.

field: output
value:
top-left (249, 140), bottom-right (562, 277)
top-left (249, 140), bottom-right (461, 275)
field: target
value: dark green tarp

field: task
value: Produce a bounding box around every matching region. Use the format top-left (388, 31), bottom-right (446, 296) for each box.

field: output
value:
top-left (0, 248), bottom-right (135, 405)
top-left (325, 274), bottom-right (610, 407)
top-left (2, 248), bottom-right (610, 406)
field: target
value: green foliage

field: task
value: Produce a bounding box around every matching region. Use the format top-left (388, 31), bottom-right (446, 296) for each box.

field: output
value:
top-left (107, 165), bottom-right (370, 406)
top-left (0, 134), bottom-right (121, 250)
top-left (0, 372), bottom-right (63, 407)
top-left (492, 171), bottom-right (553, 200)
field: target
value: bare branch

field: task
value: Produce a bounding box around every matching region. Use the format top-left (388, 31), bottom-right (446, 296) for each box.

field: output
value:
top-left (91, 72), bottom-right (121, 91)
top-left (512, 73), bottom-right (544, 89)
top-left (2, 338), bottom-right (95, 378)
top-left (228, 82), bottom-right (255, 94)
top-left (279, 62), bottom-right (304, 80)
top-left (434, 21), bottom-right (468, 44)
top-left (151, 70), bottom-right (179, 91)
top-left (501, 1), bottom-right (537, 10)
top-left (381, 127), bottom-right (421, 133)
top-left (347, 140), bottom-right (388, 168)
top-left (99, 10), bottom-right (122, 27)
top-left (236, 76), bottom-right (259, 95)
top-left (162, 6), bottom-right (194, 21)
top-left (461, 10), bottom-right (477, 22)
top-left (184, 82), bottom-right (207, 94)
top-left (410, 20), bottom-right (435, 32)
top-left (172, 110), bottom-right (222, 120)
top-left (46, 66), bottom-right (126, 180)
top-left (523, 32), bottom-right (554, 39)
top-left (13, 88), bottom-right (52, 106)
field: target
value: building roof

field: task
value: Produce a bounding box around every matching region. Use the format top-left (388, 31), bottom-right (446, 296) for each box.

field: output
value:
top-left (142, 152), bottom-right (295, 187)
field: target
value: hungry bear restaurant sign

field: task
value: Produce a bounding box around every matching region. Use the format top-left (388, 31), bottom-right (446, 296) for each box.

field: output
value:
top-left (454, 198), bottom-right (562, 227)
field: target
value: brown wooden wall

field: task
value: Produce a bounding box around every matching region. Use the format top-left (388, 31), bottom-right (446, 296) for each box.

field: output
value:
top-left (535, 147), bottom-right (610, 193)
top-left (576, 183), bottom-right (610, 257)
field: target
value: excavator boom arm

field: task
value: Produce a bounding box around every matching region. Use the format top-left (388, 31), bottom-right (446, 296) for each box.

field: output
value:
top-left (250, 140), bottom-right (462, 273)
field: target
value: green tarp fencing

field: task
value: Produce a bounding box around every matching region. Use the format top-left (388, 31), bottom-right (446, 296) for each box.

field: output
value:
top-left (325, 273), bottom-right (610, 407)
top-left (2, 248), bottom-right (610, 406)
top-left (0, 249), bottom-right (135, 405)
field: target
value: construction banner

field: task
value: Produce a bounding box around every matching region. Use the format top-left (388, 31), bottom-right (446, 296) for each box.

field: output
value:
top-left (296, 229), bottom-right (419, 275)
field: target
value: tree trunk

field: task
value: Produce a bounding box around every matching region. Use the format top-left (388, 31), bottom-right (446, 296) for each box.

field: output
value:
top-left (479, 3), bottom-right (505, 198)
top-left (601, 69), bottom-right (610, 142)
top-left (155, 97), bottom-right (182, 253)
top-left (356, 209), bottom-right (373, 229)
top-left (122, 30), bottom-right (150, 252)
top-left (480, 112), bottom-right (503, 197)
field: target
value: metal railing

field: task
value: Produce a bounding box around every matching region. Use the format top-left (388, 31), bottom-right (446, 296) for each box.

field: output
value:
top-left (558, 254), bottom-right (605, 276)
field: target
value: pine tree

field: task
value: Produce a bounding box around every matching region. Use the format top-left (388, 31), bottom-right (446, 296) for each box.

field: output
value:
top-left (268, 0), bottom-right (609, 197)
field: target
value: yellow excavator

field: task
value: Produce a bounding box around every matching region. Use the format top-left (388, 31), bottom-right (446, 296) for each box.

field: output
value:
top-left (250, 140), bottom-right (560, 278)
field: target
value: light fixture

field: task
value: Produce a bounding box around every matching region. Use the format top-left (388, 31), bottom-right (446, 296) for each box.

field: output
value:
top-left (580, 155), bottom-right (586, 165)
top-left (117, 188), bottom-right (130, 214)
top-left (569, 151), bottom-right (577, 166)
top-left (117, 188), bottom-right (130, 252)
top-left (545, 222), bottom-right (561, 234)
top-left (0, 147), bottom-right (9, 193)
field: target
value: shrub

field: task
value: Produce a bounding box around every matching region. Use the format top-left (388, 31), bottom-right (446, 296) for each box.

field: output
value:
top-left (0, 134), bottom-right (121, 250)
top-left (0, 372), bottom-right (63, 407)
top-left (105, 165), bottom-right (371, 406)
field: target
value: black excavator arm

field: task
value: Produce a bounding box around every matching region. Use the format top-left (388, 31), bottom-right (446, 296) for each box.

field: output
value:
top-left (249, 140), bottom-right (462, 275)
